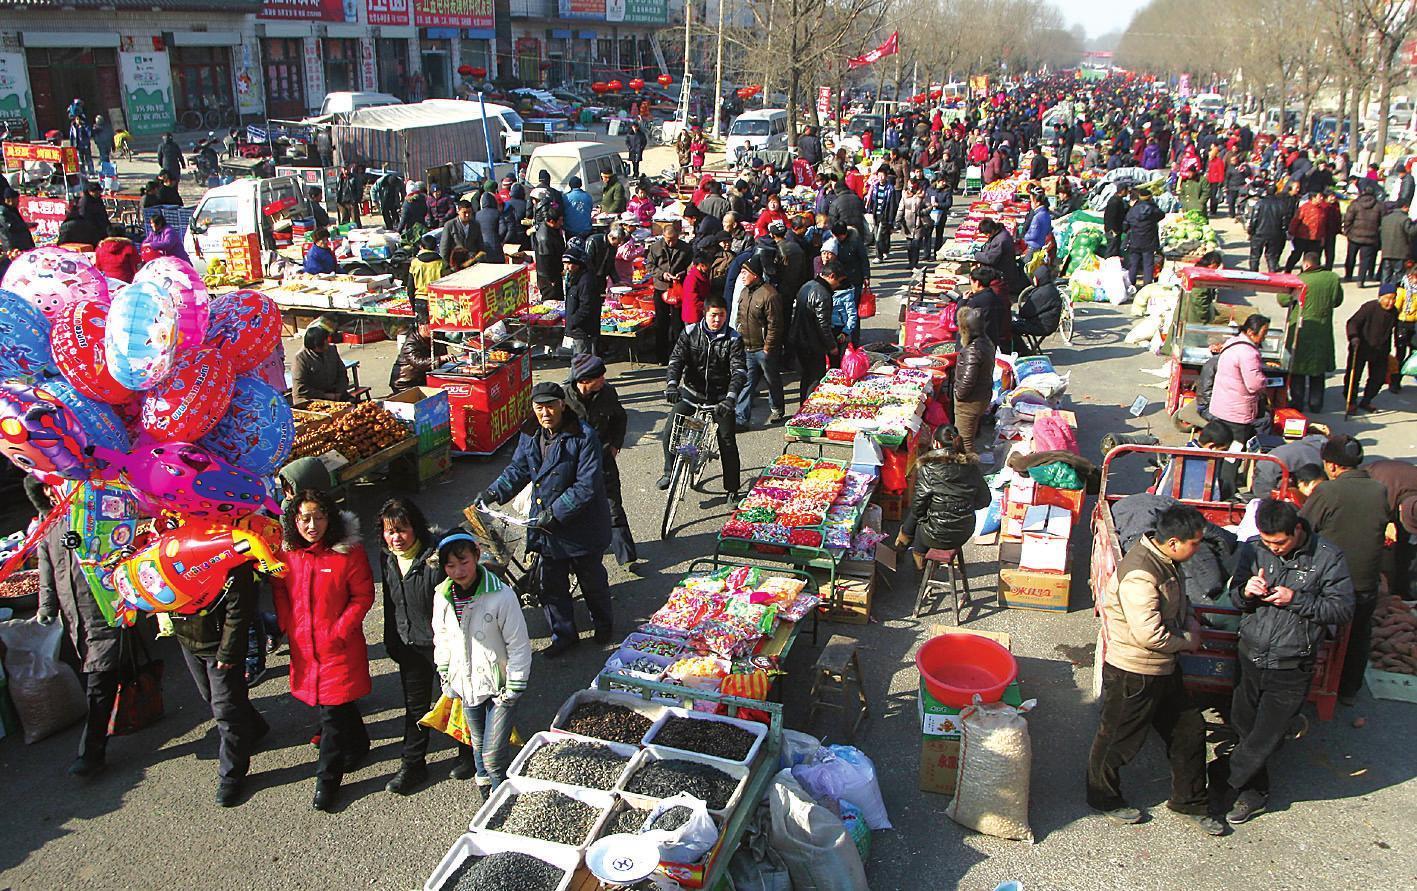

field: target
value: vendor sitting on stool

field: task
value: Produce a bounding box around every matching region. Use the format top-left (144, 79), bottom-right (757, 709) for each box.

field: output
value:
top-left (292, 324), bottom-right (351, 403)
top-left (894, 424), bottom-right (992, 571)
top-left (1013, 265), bottom-right (1064, 341)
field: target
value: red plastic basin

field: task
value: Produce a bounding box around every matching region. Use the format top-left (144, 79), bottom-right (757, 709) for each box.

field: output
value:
top-left (915, 633), bottom-right (1018, 708)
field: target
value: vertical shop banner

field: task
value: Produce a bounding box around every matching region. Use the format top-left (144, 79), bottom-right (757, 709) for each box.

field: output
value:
top-left (621, 0), bottom-right (665, 23)
top-left (359, 39), bottom-right (379, 91)
top-left (236, 42), bottom-right (264, 117)
top-left (413, 0), bottom-right (493, 28)
top-left (816, 86), bottom-right (832, 123)
top-left (259, 0), bottom-right (346, 20)
top-left (19, 196), bottom-right (68, 245)
top-left (0, 52), bottom-right (36, 138)
top-left (558, 0), bottom-right (605, 18)
top-left (303, 38), bottom-right (325, 113)
top-left (118, 51), bottom-right (176, 136)
top-left (366, 0), bottom-right (410, 25)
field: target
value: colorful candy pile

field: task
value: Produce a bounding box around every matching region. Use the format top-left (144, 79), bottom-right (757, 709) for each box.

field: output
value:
top-left (624, 566), bottom-right (816, 662)
top-left (788, 365), bottom-right (931, 443)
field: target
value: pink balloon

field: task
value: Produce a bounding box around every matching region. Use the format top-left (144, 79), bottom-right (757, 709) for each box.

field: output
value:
top-left (132, 257), bottom-right (210, 349)
top-left (0, 247), bottom-right (109, 320)
top-left (140, 347), bottom-right (235, 442)
top-left (109, 441), bottom-right (281, 519)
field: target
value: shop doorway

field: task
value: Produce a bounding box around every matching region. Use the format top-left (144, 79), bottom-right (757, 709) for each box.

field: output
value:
top-left (324, 39), bottom-right (359, 94)
top-left (262, 37), bottom-right (306, 119)
top-left (421, 51), bottom-right (449, 99)
top-left (26, 47), bottom-right (121, 135)
top-left (172, 46), bottom-right (236, 131)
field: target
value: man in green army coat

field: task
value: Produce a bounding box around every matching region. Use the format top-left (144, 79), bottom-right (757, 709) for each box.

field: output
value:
top-left (1178, 169), bottom-right (1211, 217)
top-left (1280, 250), bottom-right (1344, 413)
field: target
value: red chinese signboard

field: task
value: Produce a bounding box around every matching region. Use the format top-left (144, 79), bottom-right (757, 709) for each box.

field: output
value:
top-left (19, 195), bottom-right (69, 245)
top-left (427, 358), bottom-right (531, 454)
top-left (413, 0), bottom-right (493, 28)
top-left (366, 0), bottom-right (410, 26)
top-left (3, 142), bottom-right (80, 172)
top-left (258, 0), bottom-right (346, 21)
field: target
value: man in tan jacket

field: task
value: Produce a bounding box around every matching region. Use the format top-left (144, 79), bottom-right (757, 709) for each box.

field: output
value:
top-left (1087, 505), bottom-right (1225, 835)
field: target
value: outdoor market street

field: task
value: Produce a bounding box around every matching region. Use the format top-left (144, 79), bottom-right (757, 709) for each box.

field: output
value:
top-left (1, 192), bottom-right (1414, 890)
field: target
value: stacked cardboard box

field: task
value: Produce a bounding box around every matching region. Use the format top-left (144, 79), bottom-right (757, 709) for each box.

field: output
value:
top-left (996, 429), bottom-right (1085, 612)
top-left (382, 387), bottom-right (453, 483)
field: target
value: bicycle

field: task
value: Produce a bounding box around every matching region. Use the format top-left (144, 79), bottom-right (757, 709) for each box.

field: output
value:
top-left (660, 403), bottom-right (721, 539)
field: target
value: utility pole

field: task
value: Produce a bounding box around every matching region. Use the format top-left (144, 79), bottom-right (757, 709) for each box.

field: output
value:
top-left (680, 0), bottom-right (693, 126)
top-left (712, 0), bottom-right (725, 137)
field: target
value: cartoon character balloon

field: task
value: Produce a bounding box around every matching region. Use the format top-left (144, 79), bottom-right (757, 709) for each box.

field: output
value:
top-left (139, 346), bottom-right (234, 442)
top-left (0, 289), bottom-right (57, 380)
top-left (132, 257), bottom-right (210, 349)
top-left (51, 297), bottom-right (135, 404)
top-left (204, 289), bottom-right (281, 375)
top-left (105, 281), bottom-right (180, 391)
top-left (106, 441), bottom-right (281, 519)
top-left (111, 518), bottom-right (287, 626)
top-left (0, 247), bottom-right (109, 320)
top-left (63, 479), bottom-right (143, 627)
top-left (0, 379), bottom-right (111, 484)
top-left (197, 375), bottom-right (295, 474)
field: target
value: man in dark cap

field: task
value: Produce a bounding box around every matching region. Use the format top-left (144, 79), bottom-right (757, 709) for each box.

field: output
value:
top-left (735, 254), bottom-right (785, 427)
top-left (562, 243), bottom-right (601, 357)
top-left (563, 354), bottom-right (637, 566)
top-left (480, 380), bottom-right (613, 657)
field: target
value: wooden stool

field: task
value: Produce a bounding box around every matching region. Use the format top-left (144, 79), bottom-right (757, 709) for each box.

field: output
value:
top-left (913, 548), bottom-right (971, 624)
top-left (345, 359), bottom-right (371, 402)
top-left (808, 635), bottom-right (869, 741)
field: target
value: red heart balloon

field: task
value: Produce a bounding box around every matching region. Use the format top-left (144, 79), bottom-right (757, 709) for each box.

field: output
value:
top-left (140, 347), bottom-right (235, 443)
top-left (51, 298), bottom-right (135, 404)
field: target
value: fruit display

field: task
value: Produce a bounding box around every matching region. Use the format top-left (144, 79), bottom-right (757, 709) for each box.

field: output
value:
top-left (289, 402), bottom-right (410, 462)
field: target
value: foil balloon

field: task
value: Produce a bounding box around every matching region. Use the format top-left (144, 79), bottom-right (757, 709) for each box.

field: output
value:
top-left (63, 479), bottom-right (143, 627)
top-left (0, 288), bottom-right (57, 380)
top-left (114, 441), bottom-right (281, 518)
top-left (0, 247), bottom-right (109, 320)
top-left (204, 289), bottom-right (281, 375)
top-left (105, 280), bottom-right (180, 391)
top-left (140, 346), bottom-right (234, 443)
top-left (0, 378), bottom-right (106, 484)
top-left (111, 519), bottom-right (287, 626)
top-left (44, 379), bottom-right (130, 453)
top-left (197, 375), bottom-right (295, 474)
top-left (132, 257), bottom-right (210, 349)
top-left (50, 297), bottom-right (135, 404)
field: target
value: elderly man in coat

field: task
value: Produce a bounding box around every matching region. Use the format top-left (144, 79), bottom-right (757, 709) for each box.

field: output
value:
top-left (480, 381), bottom-right (613, 658)
top-left (1281, 251), bottom-right (1343, 413)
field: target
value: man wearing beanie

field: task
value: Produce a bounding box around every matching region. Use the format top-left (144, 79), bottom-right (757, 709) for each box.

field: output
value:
top-left (563, 354), bottom-right (637, 566)
top-left (1344, 282), bottom-right (1398, 412)
top-left (1300, 434), bottom-right (1390, 703)
top-left (735, 254), bottom-right (785, 427)
top-left (564, 175), bottom-right (593, 237)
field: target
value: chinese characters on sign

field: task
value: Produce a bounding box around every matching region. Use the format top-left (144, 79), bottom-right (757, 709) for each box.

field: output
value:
top-left (620, 0), bottom-right (666, 23)
top-left (18, 196), bottom-right (67, 245)
top-left (259, 0), bottom-right (347, 20)
top-left (412, 0), bottom-right (493, 28)
top-left (359, 38), bottom-right (379, 91)
top-left (118, 51), bottom-right (176, 136)
top-left (365, 0), bottom-right (410, 25)
top-left (303, 38), bottom-right (325, 113)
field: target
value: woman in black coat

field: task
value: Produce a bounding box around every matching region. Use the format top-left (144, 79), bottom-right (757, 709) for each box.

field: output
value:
top-left (501, 183), bottom-right (530, 251)
top-left (474, 192), bottom-right (506, 263)
top-left (952, 306), bottom-right (996, 453)
top-left (375, 497), bottom-right (450, 794)
top-left (626, 122), bottom-right (648, 178)
top-left (894, 424), bottom-right (991, 570)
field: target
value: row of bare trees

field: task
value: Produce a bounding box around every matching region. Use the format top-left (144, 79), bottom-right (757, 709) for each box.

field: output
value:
top-left (1116, 0), bottom-right (1417, 160)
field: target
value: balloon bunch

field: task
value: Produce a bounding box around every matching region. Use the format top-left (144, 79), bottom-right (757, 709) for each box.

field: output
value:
top-left (0, 248), bottom-right (294, 626)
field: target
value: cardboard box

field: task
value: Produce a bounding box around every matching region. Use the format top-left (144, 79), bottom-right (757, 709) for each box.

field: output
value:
top-left (919, 678), bottom-right (1025, 740)
top-left (998, 562), bottom-right (1072, 612)
top-left (1021, 532), bottom-right (1070, 573)
top-left (920, 737), bottom-right (961, 795)
top-left (417, 444), bottom-right (452, 483)
top-left (1022, 504), bottom-right (1071, 537)
top-left (918, 642), bottom-right (1024, 797)
top-left (382, 387), bottom-right (452, 453)
top-left (819, 571), bottom-right (874, 624)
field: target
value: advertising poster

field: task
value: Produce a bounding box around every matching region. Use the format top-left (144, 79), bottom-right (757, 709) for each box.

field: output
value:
top-left (303, 38), bottom-right (325, 113)
top-left (413, 0), bottom-right (493, 29)
top-left (18, 196), bottom-right (67, 245)
top-left (236, 42), bottom-right (264, 117)
top-left (359, 38), bottom-right (379, 91)
top-left (621, 0), bottom-right (666, 24)
top-left (118, 51), bottom-right (176, 136)
top-left (558, 0), bottom-right (604, 19)
top-left (0, 52), bottom-right (36, 138)
top-left (366, 0), bottom-right (410, 26)
top-left (259, 0), bottom-right (346, 21)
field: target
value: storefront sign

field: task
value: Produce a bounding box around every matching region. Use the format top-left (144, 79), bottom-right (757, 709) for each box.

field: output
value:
top-left (606, 0), bottom-right (624, 22)
top-left (413, 0), bottom-right (493, 29)
top-left (118, 51), bottom-right (176, 136)
top-left (621, 0), bottom-right (665, 24)
top-left (366, 0), bottom-right (411, 26)
top-left (18, 195), bottom-right (68, 245)
top-left (258, 0), bottom-right (347, 21)
top-left (359, 38), bottom-right (379, 91)
top-left (0, 52), bottom-right (36, 138)
top-left (558, 0), bottom-right (604, 19)
top-left (3, 142), bottom-right (80, 170)
top-left (302, 37), bottom-right (325, 114)
top-left (236, 41), bottom-right (264, 117)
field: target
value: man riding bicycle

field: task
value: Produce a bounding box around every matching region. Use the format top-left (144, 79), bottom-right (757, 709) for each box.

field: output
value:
top-left (658, 296), bottom-right (747, 501)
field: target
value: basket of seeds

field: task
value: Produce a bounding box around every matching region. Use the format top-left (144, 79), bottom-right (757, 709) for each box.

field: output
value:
top-left (617, 749), bottom-right (749, 821)
top-left (641, 706), bottom-right (767, 768)
top-left (550, 689), bottom-right (668, 745)
top-left (507, 732), bottom-right (637, 791)
top-left (470, 776), bottom-right (614, 852)
top-left (423, 831), bottom-right (579, 891)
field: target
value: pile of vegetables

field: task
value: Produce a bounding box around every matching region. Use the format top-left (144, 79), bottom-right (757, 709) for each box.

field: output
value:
top-left (1370, 595), bottom-right (1417, 675)
top-left (1160, 210), bottom-right (1220, 258)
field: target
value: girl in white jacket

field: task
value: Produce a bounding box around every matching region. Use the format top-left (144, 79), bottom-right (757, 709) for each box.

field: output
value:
top-left (431, 530), bottom-right (532, 790)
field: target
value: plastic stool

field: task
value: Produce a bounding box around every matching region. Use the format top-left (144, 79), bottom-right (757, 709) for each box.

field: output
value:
top-left (913, 548), bottom-right (971, 624)
top-left (808, 635), bottom-right (869, 741)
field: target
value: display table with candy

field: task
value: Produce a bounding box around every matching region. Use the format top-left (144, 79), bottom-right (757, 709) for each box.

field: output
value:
top-left (423, 562), bottom-right (801, 891)
top-left (784, 365), bottom-right (932, 448)
top-left (518, 285), bottom-right (657, 363)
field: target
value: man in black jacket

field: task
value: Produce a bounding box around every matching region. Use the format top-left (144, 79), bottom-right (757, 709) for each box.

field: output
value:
top-left (1124, 189), bottom-right (1165, 286)
top-left (562, 243), bottom-right (601, 357)
top-left (1225, 499), bottom-right (1354, 825)
top-left (439, 200), bottom-right (484, 266)
top-left (1102, 186), bottom-right (1130, 257)
top-left (564, 354), bottom-right (636, 565)
top-left (533, 208), bottom-right (566, 304)
top-left (1246, 185), bottom-right (1291, 273)
top-left (660, 297), bottom-right (747, 497)
top-left (170, 565), bottom-right (270, 807)
top-left (1014, 264), bottom-right (1064, 339)
top-left (965, 265), bottom-right (1011, 347)
top-left (791, 261), bottom-right (846, 402)
top-left (157, 132), bottom-right (185, 182)
top-left (1299, 434), bottom-right (1389, 702)
top-left (827, 180), bottom-right (868, 235)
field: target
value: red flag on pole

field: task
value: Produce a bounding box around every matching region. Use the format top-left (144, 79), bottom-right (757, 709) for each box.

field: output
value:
top-left (848, 32), bottom-right (899, 69)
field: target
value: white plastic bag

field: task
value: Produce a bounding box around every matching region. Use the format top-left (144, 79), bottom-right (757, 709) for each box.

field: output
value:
top-left (1125, 317), bottom-right (1160, 344)
top-left (768, 770), bottom-right (870, 891)
top-left (779, 730), bottom-right (822, 770)
top-left (946, 696), bottom-right (1038, 842)
top-left (791, 744), bottom-right (892, 830)
top-left (0, 618), bottom-right (86, 744)
top-left (1097, 256), bottom-right (1132, 305)
top-left (642, 792), bottom-right (719, 863)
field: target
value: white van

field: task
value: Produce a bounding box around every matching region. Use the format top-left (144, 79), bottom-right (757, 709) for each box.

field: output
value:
top-left (726, 109), bottom-right (789, 161)
top-left (318, 91), bottom-right (402, 118)
top-left (1193, 93), bottom-right (1226, 117)
top-left (524, 142), bottom-right (629, 203)
top-left (183, 175), bottom-right (315, 270)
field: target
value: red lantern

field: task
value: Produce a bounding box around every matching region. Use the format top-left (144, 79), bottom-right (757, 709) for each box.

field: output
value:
top-left (736, 87), bottom-right (751, 100)
top-left (469, 66), bottom-right (487, 79)
top-left (608, 79), bottom-right (623, 92)
top-left (457, 64), bottom-right (474, 76)
top-left (629, 78), bottom-right (644, 92)
top-left (657, 74), bottom-right (672, 87)
top-left (591, 81), bottom-right (609, 94)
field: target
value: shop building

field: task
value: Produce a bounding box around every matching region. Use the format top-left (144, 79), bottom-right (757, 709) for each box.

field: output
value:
top-left (506, 0), bottom-right (668, 87)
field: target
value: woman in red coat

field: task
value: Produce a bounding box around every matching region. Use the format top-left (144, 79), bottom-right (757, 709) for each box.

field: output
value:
top-left (94, 227), bottom-right (139, 282)
top-left (273, 489), bottom-right (375, 811)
